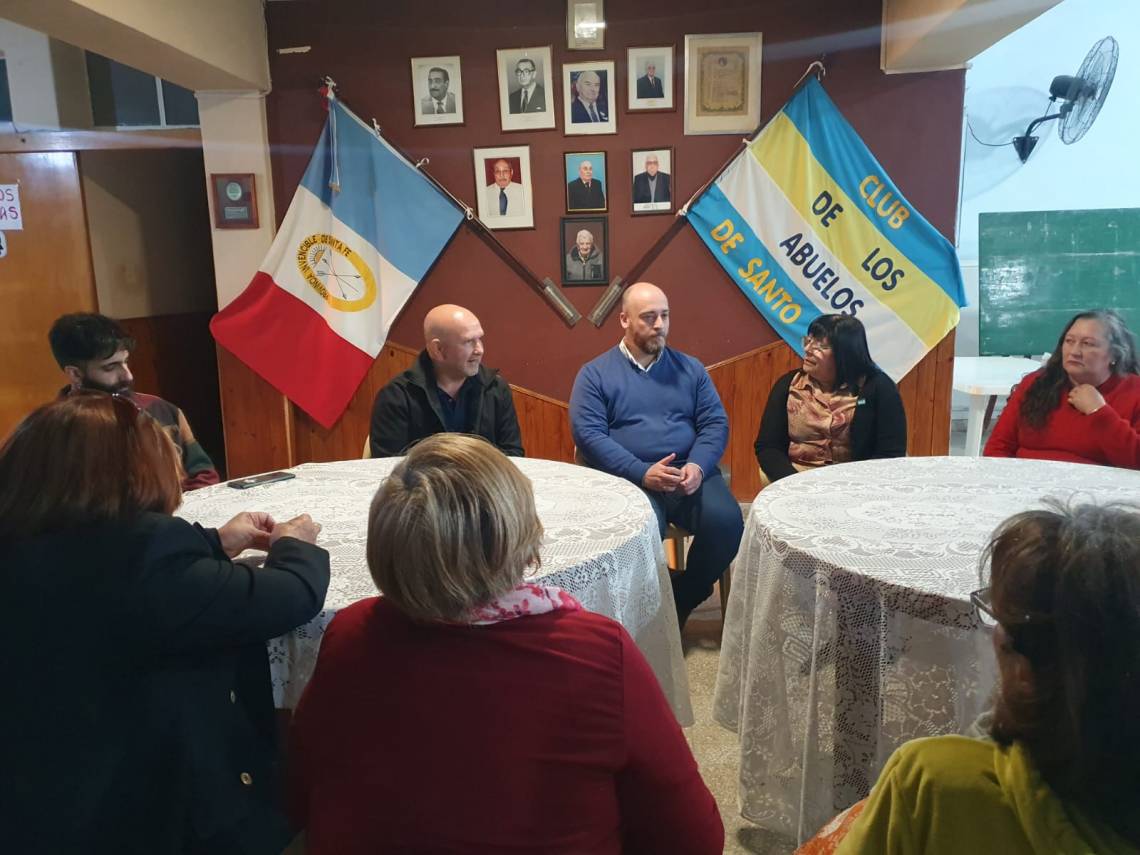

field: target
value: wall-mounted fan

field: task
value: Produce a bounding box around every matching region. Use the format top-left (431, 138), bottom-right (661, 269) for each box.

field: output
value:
top-left (1012, 35), bottom-right (1118, 162)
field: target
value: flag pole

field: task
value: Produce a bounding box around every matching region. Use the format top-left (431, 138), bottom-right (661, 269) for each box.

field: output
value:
top-left (585, 57), bottom-right (829, 327)
top-left (363, 114), bottom-right (581, 328)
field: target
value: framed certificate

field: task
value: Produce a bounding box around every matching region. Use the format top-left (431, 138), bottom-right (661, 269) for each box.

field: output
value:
top-left (683, 32), bottom-right (763, 135)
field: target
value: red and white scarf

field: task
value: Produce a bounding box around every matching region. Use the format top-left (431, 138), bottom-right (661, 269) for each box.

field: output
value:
top-left (466, 583), bottom-right (581, 625)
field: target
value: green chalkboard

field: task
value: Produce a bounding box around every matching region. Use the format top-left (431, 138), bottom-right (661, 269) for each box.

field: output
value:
top-left (979, 208), bottom-right (1140, 357)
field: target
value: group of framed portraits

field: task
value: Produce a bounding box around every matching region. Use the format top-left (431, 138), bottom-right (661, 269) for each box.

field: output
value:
top-left (412, 35), bottom-right (764, 133)
top-left (411, 28), bottom-right (764, 289)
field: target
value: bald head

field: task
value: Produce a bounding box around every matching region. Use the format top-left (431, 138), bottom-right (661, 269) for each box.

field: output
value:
top-left (424, 304), bottom-right (485, 381)
top-left (620, 282), bottom-right (670, 361)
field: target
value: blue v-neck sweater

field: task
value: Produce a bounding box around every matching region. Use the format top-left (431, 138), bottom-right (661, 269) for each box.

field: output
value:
top-left (569, 346), bottom-right (729, 485)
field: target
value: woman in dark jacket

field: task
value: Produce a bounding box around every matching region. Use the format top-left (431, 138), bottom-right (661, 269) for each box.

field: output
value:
top-left (0, 393), bottom-right (330, 855)
top-left (755, 314), bottom-right (907, 483)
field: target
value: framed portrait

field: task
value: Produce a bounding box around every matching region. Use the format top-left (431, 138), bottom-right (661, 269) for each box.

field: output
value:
top-left (626, 46), bottom-right (674, 112)
top-left (683, 32), bottom-right (763, 135)
top-left (561, 216), bottom-right (608, 286)
top-left (496, 46), bottom-right (556, 132)
top-left (411, 56), bottom-right (464, 126)
top-left (564, 151), bottom-right (607, 213)
top-left (566, 0), bottom-right (604, 51)
top-left (210, 173), bottom-right (258, 229)
top-left (630, 147), bottom-right (674, 215)
top-left (563, 61), bottom-right (617, 136)
top-left (473, 145), bottom-right (534, 230)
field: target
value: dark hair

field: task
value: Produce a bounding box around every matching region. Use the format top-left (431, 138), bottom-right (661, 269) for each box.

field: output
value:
top-left (1020, 310), bottom-right (1139, 428)
top-left (48, 313), bottom-right (135, 369)
top-left (982, 500), bottom-right (1140, 843)
top-left (805, 314), bottom-right (877, 391)
top-left (0, 394), bottom-right (183, 539)
top-left (427, 66), bottom-right (449, 82)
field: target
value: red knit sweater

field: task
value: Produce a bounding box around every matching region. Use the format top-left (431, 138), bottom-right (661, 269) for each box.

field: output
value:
top-left (288, 597), bottom-right (723, 855)
top-left (984, 370), bottom-right (1140, 468)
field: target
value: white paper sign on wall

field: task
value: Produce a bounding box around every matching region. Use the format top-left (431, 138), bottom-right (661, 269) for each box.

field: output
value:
top-left (0, 232), bottom-right (7, 258)
top-left (0, 185), bottom-right (22, 230)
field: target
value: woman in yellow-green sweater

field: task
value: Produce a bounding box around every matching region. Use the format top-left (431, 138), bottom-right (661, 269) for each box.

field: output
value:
top-left (838, 502), bottom-right (1140, 855)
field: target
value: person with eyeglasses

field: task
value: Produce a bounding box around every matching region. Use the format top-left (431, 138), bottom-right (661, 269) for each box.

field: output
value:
top-left (984, 309), bottom-right (1140, 469)
top-left (0, 393), bottom-right (329, 855)
top-left (508, 57), bottom-right (546, 113)
top-left (834, 501), bottom-right (1140, 853)
top-left (755, 314), bottom-right (906, 484)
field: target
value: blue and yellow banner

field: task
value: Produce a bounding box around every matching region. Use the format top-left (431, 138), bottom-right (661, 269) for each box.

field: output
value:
top-left (687, 78), bottom-right (965, 380)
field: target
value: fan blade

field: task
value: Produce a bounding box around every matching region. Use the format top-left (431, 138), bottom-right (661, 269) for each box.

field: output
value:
top-left (1061, 35), bottom-right (1118, 144)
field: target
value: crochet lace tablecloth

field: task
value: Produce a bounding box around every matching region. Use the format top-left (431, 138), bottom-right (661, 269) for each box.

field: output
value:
top-left (180, 457), bottom-right (692, 724)
top-left (712, 456), bottom-right (1140, 842)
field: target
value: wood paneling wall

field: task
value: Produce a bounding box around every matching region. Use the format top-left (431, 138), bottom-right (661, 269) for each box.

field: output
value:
top-left (222, 332), bottom-right (955, 498)
top-left (119, 312), bottom-right (226, 476)
top-left (708, 332), bottom-right (957, 501)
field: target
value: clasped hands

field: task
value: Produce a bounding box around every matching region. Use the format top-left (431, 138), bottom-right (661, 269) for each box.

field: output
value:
top-left (642, 452), bottom-right (703, 496)
top-left (217, 511), bottom-right (323, 558)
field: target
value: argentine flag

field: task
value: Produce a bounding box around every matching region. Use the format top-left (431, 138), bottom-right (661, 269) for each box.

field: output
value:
top-left (688, 78), bottom-right (966, 381)
top-left (211, 96), bottom-right (463, 428)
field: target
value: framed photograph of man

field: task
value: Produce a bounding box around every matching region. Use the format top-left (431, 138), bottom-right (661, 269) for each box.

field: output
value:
top-left (683, 32), bottom-right (763, 135)
top-left (561, 216), bottom-right (608, 285)
top-left (563, 61), bottom-right (616, 136)
top-left (566, 0), bottom-right (604, 50)
top-left (411, 56), bottom-right (464, 127)
top-left (473, 145), bottom-right (534, 230)
top-left (630, 148), bottom-right (673, 215)
top-left (626, 46), bottom-right (674, 112)
top-left (564, 151), bottom-right (607, 213)
top-left (497, 47), bottom-right (556, 132)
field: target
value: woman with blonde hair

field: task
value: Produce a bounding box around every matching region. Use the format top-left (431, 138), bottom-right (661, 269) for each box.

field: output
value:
top-left (289, 433), bottom-right (722, 854)
top-left (0, 393), bottom-right (329, 855)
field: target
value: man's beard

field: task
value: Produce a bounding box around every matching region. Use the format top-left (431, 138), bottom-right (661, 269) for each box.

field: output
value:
top-left (639, 332), bottom-right (665, 354)
top-left (81, 377), bottom-right (133, 395)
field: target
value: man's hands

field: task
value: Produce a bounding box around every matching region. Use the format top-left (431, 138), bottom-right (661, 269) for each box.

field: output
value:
top-left (217, 511), bottom-right (322, 557)
top-left (642, 453), bottom-right (683, 492)
top-left (676, 463), bottom-right (703, 496)
top-left (641, 454), bottom-right (703, 496)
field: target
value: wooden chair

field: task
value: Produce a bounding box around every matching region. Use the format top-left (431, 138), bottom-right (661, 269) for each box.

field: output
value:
top-left (574, 447), bottom-right (731, 619)
top-left (362, 436), bottom-right (372, 459)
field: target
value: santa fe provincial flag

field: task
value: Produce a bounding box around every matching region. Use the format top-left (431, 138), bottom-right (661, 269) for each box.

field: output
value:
top-left (211, 97), bottom-right (463, 428)
top-left (687, 78), bottom-right (966, 381)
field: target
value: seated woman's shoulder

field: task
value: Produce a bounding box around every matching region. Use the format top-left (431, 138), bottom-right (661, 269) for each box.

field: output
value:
top-left (884, 735), bottom-right (1003, 792)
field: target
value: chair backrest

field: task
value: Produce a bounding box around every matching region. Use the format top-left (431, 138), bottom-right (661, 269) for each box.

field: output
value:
top-left (362, 436), bottom-right (372, 459)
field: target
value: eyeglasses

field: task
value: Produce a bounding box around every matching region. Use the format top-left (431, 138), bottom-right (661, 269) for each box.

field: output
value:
top-left (801, 337), bottom-right (833, 354)
top-left (970, 585), bottom-right (1051, 631)
top-left (970, 587), bottom-right (997, 628)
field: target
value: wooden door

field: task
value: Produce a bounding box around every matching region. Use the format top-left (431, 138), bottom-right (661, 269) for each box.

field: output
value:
top-left (0, 152), bottom-right (97, 439)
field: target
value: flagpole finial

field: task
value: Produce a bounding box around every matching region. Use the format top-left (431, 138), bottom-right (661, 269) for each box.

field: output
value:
top-left (323, 76), bottom-right (338, 93)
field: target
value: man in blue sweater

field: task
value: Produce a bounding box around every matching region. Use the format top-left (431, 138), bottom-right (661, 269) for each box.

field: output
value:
top-left (570, 282), bottom-right (743, 627)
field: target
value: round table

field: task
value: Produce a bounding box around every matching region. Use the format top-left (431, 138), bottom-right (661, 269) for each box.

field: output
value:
top-left (180, 458), bottom-right (692, 724)
top-left (712, 456), bottom-right (1140, 843)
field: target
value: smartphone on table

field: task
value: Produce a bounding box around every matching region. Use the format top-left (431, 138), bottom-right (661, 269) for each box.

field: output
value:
top-left (227, 471), bottom-right (296, 490)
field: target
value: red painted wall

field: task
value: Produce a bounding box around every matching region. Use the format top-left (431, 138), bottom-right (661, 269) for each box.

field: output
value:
top-left (264, 0), bottom-right (964, 401)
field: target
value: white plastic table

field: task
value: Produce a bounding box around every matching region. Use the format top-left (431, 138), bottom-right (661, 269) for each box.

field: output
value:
top-left (952, 356), bottom-right (1042, 455)
top-left (179, 458), bottom-right (693, 724)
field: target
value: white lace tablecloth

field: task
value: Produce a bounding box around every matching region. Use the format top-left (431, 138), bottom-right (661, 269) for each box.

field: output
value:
top-left (713, 456), bottom-right (1140, 842)
top-left (180, 458), bottom-right (692, 724)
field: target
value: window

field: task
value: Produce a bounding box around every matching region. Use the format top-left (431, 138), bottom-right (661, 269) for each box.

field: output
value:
top-left (85, 52), bottom-right (198, 128)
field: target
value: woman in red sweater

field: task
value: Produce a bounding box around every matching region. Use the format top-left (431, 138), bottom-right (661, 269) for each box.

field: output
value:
top-left (985, 310), bottom-right (1140, 468)
top-left (288, 434), bottom-right (722, 854)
